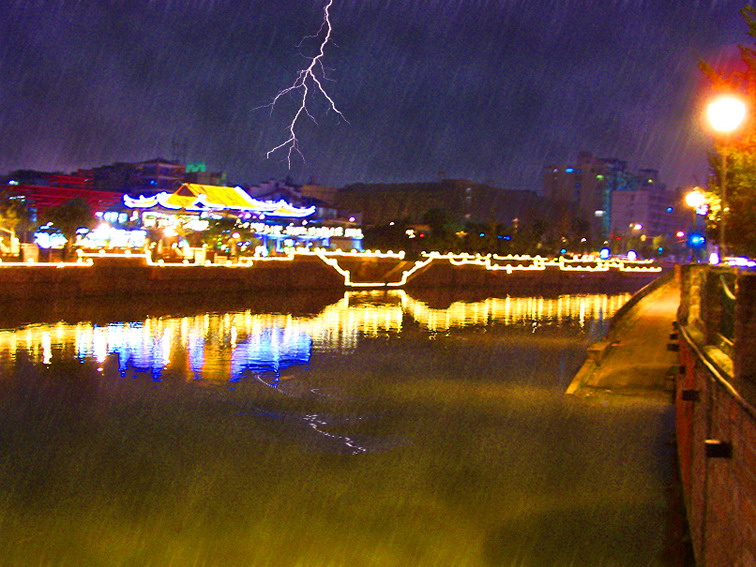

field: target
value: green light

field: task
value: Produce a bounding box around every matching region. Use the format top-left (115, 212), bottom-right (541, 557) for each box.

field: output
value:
top-left (186, 161), bottom-right (207, 173)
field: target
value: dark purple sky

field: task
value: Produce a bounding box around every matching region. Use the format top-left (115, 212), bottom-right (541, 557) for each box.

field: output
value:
top-left (0, 0), bottom-right (749, 191)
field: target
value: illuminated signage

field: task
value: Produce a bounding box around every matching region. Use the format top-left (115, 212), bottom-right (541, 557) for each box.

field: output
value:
top-left (185, 161), bottom-right (206, 173)
top-left (241, 222), bottom-right (362, 239)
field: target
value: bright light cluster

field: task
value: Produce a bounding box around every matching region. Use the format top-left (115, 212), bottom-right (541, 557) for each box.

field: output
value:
top-left (0, 258), bottom-right (94, 268)
top-left (239, 222), bottom-right (362, 239)
top-left (124, 190), bottom-right (316, 218)
top-left (420, 252), bottom-right (661, 277)
top-left (706, 95), bottom-right (747, 133)
top-left (0, 290), bottom-right (633, 378)
top-left (401, 292), bottom-right (632, 332)
top-left (315, 253), bottom-right (431, 288)
top-left (297, 248), bottom-right (405, 259)
top-left (1, 249), bottom-right (662, 291)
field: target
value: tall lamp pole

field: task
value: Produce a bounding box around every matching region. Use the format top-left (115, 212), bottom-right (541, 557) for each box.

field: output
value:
top-left (705, 95), bottom-right (747, 259)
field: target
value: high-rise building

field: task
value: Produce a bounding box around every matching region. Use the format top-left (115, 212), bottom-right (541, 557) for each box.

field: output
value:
top-left (183, 162), bottom-right (227, 186)
top-left (543, 152), bottom-right (683, 242)
top-left (610, 180), bottom-right (685, 239)
top-left (85, 159), bottom-right (182, 193)
top-left (543, 152), bottom-right (618, 238)
top-left (133, 158), bottom-right (185, 192)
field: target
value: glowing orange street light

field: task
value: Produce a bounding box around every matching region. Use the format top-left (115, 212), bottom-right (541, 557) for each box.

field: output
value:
top-left (684, 188), bottom-right (707, 263)
top-left (707, 95), bottom-right (747, 133)
top-left (705, 94), bottom-right (747, 257)
top-left (685, 188), bottom-right (706, 210)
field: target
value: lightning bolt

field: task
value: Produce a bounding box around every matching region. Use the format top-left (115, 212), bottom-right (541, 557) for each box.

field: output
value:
top-left (261, 0), bottom-right (348, 168)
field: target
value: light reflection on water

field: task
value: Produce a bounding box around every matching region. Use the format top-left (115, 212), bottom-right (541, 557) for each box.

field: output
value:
top-left (0, 291), bottom-right (629, 384)
top-left (0, 289), bottom-right (685, 566)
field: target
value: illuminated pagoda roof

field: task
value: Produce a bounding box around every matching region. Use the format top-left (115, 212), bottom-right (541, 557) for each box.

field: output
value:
top-left (124, 183), bottom-right (316, 218)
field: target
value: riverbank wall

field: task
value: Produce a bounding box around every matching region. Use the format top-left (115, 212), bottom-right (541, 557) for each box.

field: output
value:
top-left (0, 255), bottom-right (343, 300)
top-left (405, 256), bottom-right (664, 293)
top-left (0, 252), bottom-right (666, 301)
top-left (675, 265), bottom-right (756, 566)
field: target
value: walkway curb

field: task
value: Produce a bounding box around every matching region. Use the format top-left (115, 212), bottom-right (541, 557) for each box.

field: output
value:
top-left (566, 272), bottom-right (678, 397)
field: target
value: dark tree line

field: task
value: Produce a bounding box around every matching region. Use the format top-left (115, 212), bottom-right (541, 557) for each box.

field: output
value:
top-left (0, 192), bottom-right (96, 260)
top-left (363, 207), bottom-right (593, 258)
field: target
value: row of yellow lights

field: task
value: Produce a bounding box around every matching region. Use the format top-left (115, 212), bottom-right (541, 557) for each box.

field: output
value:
top-left (0, 249), bottom-right (661, 286)
top-left (321, 251), bottom-right (662, 287)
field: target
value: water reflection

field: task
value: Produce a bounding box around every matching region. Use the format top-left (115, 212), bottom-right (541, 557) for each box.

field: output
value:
top-left (400, 292), bottom-right (629, 331)
top-left (0, 288), bottom-right (684, 566)
top-left (0, 291), bottom-right (628, 385)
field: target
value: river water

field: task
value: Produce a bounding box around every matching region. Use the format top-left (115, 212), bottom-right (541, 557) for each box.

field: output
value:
top-left (0, 289), bottom-right (685, 566)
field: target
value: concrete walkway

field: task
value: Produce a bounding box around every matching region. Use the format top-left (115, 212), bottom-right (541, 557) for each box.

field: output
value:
top-left (567, 278), bottom-right (681, 400)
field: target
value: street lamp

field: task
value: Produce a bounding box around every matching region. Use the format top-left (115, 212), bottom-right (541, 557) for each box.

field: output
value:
top-left (685, 188), bottom-right (706, 262)
top-left (705, 94), bottom-right (747, 258)
top-left (684, 188), bottom-right (706, 210)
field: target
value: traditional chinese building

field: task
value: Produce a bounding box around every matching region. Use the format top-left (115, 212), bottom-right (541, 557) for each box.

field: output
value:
top-left (118, 183), bottom-right (362, 253)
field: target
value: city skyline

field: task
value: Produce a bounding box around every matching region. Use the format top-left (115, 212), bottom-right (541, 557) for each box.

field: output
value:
top-left (0, 0), bottom-right (748, 191)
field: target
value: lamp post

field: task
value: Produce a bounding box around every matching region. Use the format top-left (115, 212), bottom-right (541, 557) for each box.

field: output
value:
top-left (685, 188), bottom-right (706, 262)
top-left (705, 94), bottom-right (747, 259)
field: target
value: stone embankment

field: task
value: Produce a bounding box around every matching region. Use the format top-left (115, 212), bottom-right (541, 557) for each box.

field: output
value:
top-left (0, 252), bottom-right (664, 301)
top-left (0, 255), bottom-right (344, 300)
top-left (405, 255), bottom-right (663, 293)
top-left (675, 265), bottom-right (755, 567)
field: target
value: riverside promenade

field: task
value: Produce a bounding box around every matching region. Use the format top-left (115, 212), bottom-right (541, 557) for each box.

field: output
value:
top-left (566, 276), bottom-right (692, 565)
top-left (569, 267), bottom-right (756, 567)
top-left (566, 275), bottom-right (679, 399)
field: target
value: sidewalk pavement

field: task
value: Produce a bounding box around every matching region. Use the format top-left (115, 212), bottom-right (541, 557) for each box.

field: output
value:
top-left (566, 278), bottom-right (681, 400)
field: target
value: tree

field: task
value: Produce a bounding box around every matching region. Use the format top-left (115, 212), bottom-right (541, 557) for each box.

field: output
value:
top-left (509, 218), bottom-right (548, 254)
top-left (699, 6), bottom-right (756, 256)
top-left (0, 191), bottom-right (34, 252)
top-left (41, 198), bottom-right (96, 259)
top-left (201, 216), bottom-right (260, 256)
top-left (363, 222), bottom-right (412, 254)
top-left (202, 217), bottom-right (238, 251)
top-left (569, 217), bottom-right (592, 253)
top-left (421, 208), bottom-right (458, 252)
top-left (422, 208), bottom-right (454, 235)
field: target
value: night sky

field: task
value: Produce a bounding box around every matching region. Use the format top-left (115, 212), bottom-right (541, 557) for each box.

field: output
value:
top-left (0, 0), bottom-right (749, 191)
